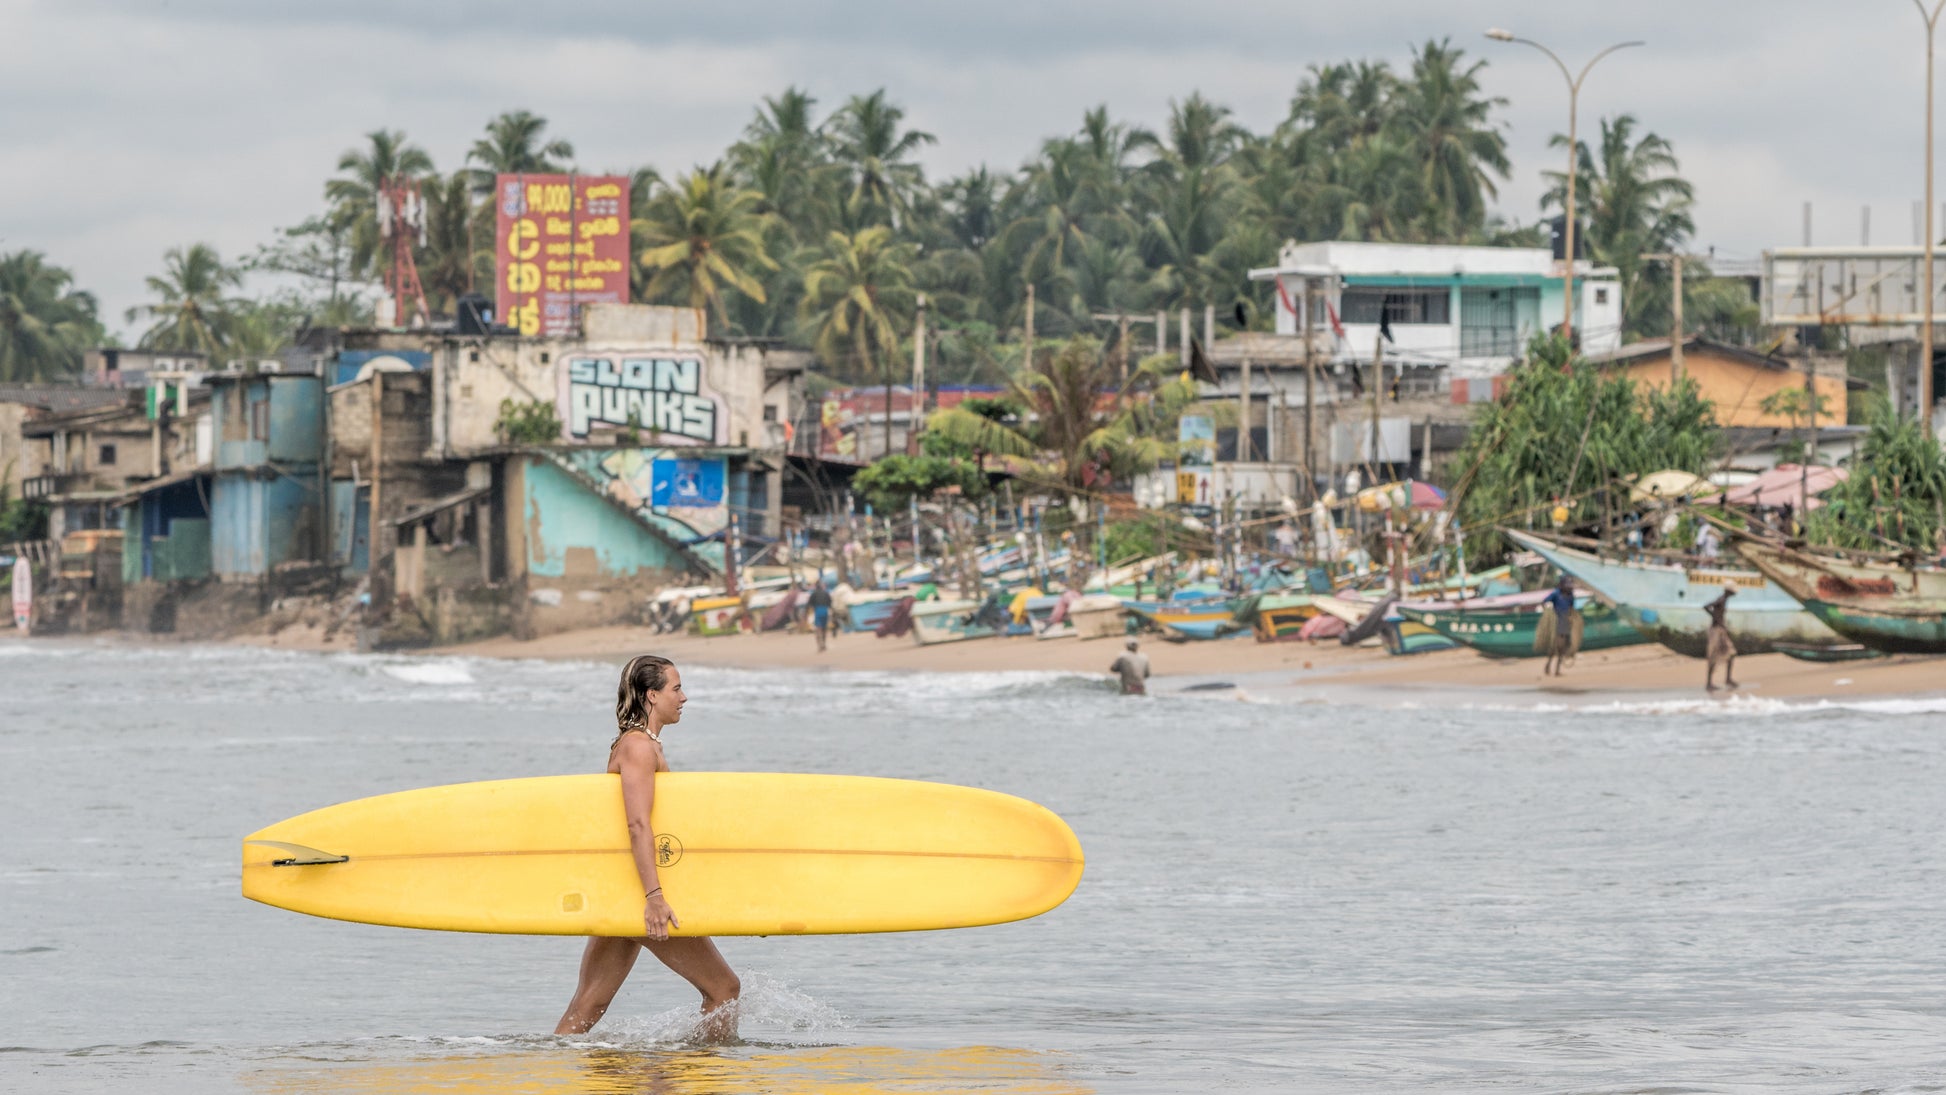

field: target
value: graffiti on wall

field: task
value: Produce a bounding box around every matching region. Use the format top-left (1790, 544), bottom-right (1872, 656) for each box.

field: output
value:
top-left (562, 356), bottom-right (721, 444)
top-left (562, 448), bottom-right (729, 539)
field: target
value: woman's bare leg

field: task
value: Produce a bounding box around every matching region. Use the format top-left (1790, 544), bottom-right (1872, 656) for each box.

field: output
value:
top-left (641, 936), bottom-right (740, 1041)
top-left (554, 937), bottom-right (643, 1034)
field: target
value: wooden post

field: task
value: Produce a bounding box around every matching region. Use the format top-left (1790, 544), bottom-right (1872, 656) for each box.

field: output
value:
top-left (1303, 285), bottom-right (1316, 497)
top-left (1155, 309), bottom-right (1166, 358)
top-left (1238, 355), bottom-right (1251, 462)
top-left (1370, 330), bottom-right (1384, 472)
top-left (1178, 308), bottom-right (1190, 371)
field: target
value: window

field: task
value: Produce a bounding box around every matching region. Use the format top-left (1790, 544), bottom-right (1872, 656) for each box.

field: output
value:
top-left (1460, 287), bottom-right (1541, 357)
top-left (98, 444), bottom-right (116, 466)
top-left (762, 404), bottom-right (778, 422)
top-left (1594, 287), bottom-right (1610, 305)
top-left (1339, 287), bottom-right (1450, 326)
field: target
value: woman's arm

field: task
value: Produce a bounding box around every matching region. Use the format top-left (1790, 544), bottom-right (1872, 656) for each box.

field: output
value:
top-left (614, 735), bottom-right (679, 940)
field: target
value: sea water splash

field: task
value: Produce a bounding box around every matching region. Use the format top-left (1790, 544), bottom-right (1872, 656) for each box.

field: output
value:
top-left (582, 970), bottom-right (850, 1048)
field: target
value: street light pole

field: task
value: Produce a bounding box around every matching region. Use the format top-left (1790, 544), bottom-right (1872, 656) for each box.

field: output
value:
top-left (1486, 30), bottom-right (1643, 346)
top-left (1919, 0), bottom-right (1946, 438)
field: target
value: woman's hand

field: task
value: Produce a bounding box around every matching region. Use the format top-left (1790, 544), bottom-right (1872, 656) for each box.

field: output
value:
top-left (644, 892), bottom-right (679, 941)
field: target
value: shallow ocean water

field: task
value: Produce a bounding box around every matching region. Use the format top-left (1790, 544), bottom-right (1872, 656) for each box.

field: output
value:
top-left (3, 638), bottom-right (1945, 1092)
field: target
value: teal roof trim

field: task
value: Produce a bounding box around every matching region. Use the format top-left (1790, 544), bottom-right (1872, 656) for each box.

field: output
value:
top-left (1342, 274), bottom-right (1554, 288)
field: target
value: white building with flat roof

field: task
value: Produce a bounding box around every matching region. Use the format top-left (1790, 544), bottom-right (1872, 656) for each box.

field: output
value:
top-left (1249, 240), bottom-right (1624, 379)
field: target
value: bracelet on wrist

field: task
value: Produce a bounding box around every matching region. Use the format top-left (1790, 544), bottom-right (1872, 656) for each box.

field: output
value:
top-left (645, 888), bottom-right (662, 898)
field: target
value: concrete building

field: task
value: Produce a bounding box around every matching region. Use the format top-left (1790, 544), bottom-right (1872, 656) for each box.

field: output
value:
top-left (291, 304), bottom-right (810, 643)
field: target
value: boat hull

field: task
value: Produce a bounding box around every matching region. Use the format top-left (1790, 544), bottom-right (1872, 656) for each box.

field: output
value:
top-left (1507, 530), bottom-right (1848, 658)
top-left (1738, 541), bottom-right (1946, 654)
top-left (909, 601), bottom-right (999, 645)
top-left (1397, 601), bottom-right (1647, 658)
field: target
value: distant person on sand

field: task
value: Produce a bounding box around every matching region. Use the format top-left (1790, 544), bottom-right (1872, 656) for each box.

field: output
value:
top-left (807, 575), bottom-right (833, 653)
top-left (1704, 582), bottom-right (1739, 692)
top-left (1541, 576), bottom-right (1579, 678)
top-left (556, 655), bottom-right (739, 1041)
top-left (1110, 638), bottom-right (1150, 696)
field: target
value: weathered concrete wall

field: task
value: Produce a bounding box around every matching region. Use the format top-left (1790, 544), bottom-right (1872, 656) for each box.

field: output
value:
top-left (514, 455), bottom-right (690, 639)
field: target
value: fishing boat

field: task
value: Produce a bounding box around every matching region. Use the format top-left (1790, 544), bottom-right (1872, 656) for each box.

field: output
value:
top-left (1506, 530), bottom-right (1850, 658)
top-left (1067, 594), bottom-right (1129, 640)
top-left (842, 591), bottom-right (907, 633)
top-left (1771, 640), bottom-right (1884, 662)
top-left (1394, 589), bottom-right (1649, 658)
top-left (909, 599), bottom-right (1000, 645)
top-left (688, 594), bottom-right (743, 636)
top-left (1123, 593), bottom-right (1250, 640)
top-left (1736, 540), bottom-right (1946, 654)
top-left (1310, 594), bottom-right (1458, 655)
top-left (1252, 592), bottom-right (1319, 641)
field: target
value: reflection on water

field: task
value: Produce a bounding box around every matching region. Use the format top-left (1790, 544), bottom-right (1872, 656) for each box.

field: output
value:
top-left (248, 1043), bottom-right (1092, 1095)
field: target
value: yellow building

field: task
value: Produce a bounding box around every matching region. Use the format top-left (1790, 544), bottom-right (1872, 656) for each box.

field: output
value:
top-left (1586, 336), bottom-right (1857, 429)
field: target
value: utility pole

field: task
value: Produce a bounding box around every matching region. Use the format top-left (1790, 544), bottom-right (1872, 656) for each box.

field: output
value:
top-left (1486, 30), bottom-right (1643, 345)
top-left (909, 293), bottom-right (927, 455)
top-left (1092, 312), bottom-right (1161, 383)
top-left (1917, 0), bottom-right (1946, 438)
top-left (1370, 330), bottom-right (1384, 472)
top-left (1024, 283), bottom-right (1036, 371)
top-left (1303, 284), bottom-right (1317, 496)
top-left (1643, 252), bottom-right (1686, 382)
top-left (1179, 308), bottom-right (1190, 371)
top-left (1155, 309), bottom-right (1166, 358)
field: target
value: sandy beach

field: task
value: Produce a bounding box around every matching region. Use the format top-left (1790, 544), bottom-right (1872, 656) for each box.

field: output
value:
top-left (217, 616), bottom-right (1946, 708)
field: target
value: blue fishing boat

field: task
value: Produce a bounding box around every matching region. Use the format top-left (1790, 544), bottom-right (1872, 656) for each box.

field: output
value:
top-left (1505, 530), bottom-right (1850, 658)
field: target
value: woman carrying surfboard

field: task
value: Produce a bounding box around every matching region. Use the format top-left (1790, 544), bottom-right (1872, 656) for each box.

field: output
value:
top-left (554, 655), bottom-right (741, 1040)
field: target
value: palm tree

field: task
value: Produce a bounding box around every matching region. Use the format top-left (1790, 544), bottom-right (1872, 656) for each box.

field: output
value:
top-left (1542, 114), bottom-right (1696, 339)
top-left (324, 129), bottom-right (436, 279)
top-left (420, 172), bottom-right (481, 312)
top-left (127, 244), bottom-right (243, 356)
top-left (1392, 39), bottom-right (1510, 239)
top-left (635, 163), bottom-right (778, 331)
top-left (926, 336), bottom-right (1199, 496)
top-left (466, 110), bottom-right (574, 191)
top-left (730, 88), bottom-right (830, 232)
top-left (1137, 95), bottom-right (1247, 309)
top-left (799, 226), bottom-right (917, 384)
top-left (0, 251), bottom-right (101, 382)
top-left (826, 90), bottom-right (936, 228)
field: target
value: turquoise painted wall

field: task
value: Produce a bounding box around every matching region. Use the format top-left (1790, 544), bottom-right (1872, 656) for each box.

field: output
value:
top-left (522, 456), bottom-right (692, 578)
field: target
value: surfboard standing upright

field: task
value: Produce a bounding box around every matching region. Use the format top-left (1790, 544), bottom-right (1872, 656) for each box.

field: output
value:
top-left (243, 773), bottom-right (1084, 936)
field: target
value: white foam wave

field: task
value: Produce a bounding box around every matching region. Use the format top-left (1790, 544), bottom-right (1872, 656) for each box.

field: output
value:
top-left (583, 970), bottom-right (848, 1047)
top-left (379, 661), bottom-right (476, 685)
top-left (1519, 693), bottom-right (1946, 717)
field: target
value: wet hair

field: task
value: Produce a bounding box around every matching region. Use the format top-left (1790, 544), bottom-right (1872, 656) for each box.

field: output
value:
top-left (615, 654), bottom-right (676, 734)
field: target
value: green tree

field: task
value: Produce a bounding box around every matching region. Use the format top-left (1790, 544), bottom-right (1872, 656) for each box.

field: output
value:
top-left (465, 109), bottom-right (574, 191)
top-left (634, 163), bottom-right (778, 331)
top-left (0, 250), bottom-right (102, 382)
top-left (826, 90), bottom-right (936, 228)
top-left (1542, 115), bottom-right (1695, 340)
top-left (925, 336), bottom-right (1199, 496)
top-left (851, 452), bottom-right (989, 514)
top-left (127, 244), bottom-right (243, 356)
top-left (1138, 94), bottom-right (1247, 310)
top-left (799, 226), bottom-right (917, 384)
top-left (1451, 333), bottom-right (1719, 560)
top-left (324, 129), bottom-right (436, 279)
top-left (246, 214), bottom-right (369, 326)
top-left (1808, 400), bottom-right (1946, 552)
top-left (1392, 38), bottom-right (1510, 239)
top-left (420, 172), bottom-right (483, 312)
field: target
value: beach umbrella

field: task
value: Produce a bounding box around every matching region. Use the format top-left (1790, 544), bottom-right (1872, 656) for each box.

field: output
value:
top-left (1628, 469), bottom-right (1711, 503)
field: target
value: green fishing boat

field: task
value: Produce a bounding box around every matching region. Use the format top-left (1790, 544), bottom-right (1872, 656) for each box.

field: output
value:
top-left (1396, 592), bottom-right (1649, 658)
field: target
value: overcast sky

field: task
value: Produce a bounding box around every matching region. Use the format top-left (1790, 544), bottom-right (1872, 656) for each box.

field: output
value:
top-left (1, 0), bottom-right (1935, 339)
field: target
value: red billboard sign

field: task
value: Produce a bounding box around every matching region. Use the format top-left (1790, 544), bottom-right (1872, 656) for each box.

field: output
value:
top-left (493, 174), bottom-right (630, 337)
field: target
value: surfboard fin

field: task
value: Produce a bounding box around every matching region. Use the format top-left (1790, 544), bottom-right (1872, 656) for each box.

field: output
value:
top-left (246, 840), bottom-right (349, 866)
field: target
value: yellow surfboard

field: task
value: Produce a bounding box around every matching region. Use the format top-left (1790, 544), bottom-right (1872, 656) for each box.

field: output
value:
top-left (241, 773), bottom-right (1084, 936)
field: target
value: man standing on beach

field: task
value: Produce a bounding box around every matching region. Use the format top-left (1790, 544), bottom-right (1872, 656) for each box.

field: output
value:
top-left (1109, 639), bottom-right (1150, 696)
top-left (807, 576), bottom-right (833, 654)
top-left (1704, 582), bottom-right (1739, 692)
top-left (1541, 576), bottom-right (1579, 678)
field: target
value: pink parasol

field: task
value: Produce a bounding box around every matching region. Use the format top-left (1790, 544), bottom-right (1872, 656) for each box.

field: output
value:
top-left (1697, 465), bottom-right (1847, 510)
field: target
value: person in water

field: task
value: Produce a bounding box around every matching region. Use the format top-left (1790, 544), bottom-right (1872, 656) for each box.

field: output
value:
top-left (555, 655), bottom-right (740, 1040)
top-left (1109, 638), bottom-right (1150, 695)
